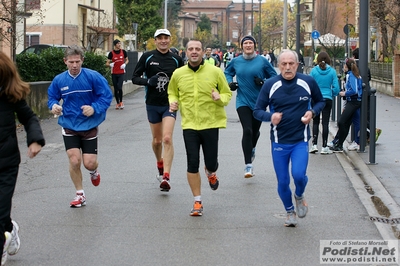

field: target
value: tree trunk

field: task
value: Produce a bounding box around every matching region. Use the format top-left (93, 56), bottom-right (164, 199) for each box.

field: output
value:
top-left (380, 21), bottom-right (389, 59)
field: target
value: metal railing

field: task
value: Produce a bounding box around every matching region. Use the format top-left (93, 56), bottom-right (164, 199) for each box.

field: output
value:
top-left (305, 61), bottom-right (393, 83)
top-left (369, 62), bottom-right (392, 82)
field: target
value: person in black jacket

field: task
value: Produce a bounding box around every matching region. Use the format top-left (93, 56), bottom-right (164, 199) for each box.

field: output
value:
top-left (132, 29), bottom-right (184, 192)
top-left (351, 48), bottom-right (382, 144)
top-left (0, 51), bottom-right (45, 265)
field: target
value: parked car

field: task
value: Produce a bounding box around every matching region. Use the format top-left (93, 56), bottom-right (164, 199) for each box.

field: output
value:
top-left (19, 44), bottom-right (68, 55)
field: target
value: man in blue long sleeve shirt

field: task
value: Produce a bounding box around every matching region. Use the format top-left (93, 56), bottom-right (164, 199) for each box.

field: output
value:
top-left (254, 50), bottom-right (325, 227)
top-left (224, 35), bottom-right (277, 178)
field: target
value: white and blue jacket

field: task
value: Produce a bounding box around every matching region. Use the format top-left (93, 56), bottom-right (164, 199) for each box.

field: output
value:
top-left (48, 68), bottom-right (113, 131)
top-left (254, 73), bottom-right (325, 144)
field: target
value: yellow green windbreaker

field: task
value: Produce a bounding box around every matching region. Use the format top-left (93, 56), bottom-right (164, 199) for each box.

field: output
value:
top-left (168, 63), bottom-right (232, 130)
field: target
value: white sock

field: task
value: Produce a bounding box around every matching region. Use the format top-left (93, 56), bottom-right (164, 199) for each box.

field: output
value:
top-left (76, 190), bottom-right (85, 196)
top-left (194, 196), bottom-right (201, 202)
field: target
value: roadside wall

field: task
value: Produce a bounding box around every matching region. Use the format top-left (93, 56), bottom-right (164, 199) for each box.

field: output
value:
top-left (371, 79), bottom-right (393, 97)
top-left (27, 81), bottom-right (141, 119)
top-left (373, 51), bottom-right (400, 97)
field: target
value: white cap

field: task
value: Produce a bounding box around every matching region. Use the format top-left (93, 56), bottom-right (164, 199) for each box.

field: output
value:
top-left (154, 29), bottom-right (171, 38)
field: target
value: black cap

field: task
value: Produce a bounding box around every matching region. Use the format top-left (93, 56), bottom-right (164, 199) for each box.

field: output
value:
top-left (241, 35), bottom-right (257, 49)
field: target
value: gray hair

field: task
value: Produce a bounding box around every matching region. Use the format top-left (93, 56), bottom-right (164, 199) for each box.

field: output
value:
top-left (64, 45), bottom-right (84, 59)
top-left (277, 49), bottom-right (299, 64)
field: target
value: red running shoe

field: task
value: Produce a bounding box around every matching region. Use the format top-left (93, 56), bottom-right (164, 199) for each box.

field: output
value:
top-left (90, 170), bottom-right (100, 186)
top-left (70, 193), bottom-right (86, 208)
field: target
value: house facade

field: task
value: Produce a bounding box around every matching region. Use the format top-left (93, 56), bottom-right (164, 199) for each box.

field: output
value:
top-left (25, 0), bottom-right (116, 54)
top-left (0, 0), bottom-right (117, 58)
top-left (180, 0), bottom-right (260, 48)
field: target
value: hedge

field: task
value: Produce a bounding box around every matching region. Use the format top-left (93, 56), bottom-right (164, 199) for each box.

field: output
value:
top-left (16, 48), bottom-right (112, 85)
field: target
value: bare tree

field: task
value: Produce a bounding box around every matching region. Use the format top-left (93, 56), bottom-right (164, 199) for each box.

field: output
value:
top-left (370, 0), bottom-right (400, 58)
top-left (384, 0), bottom-right (400, 54)
top-left (85, 10), bottom-right (114, 53)
top-left (370, 0), bottom-right (390, 59)
top-left (0, 0), bottom-right (47, 60)
top-left (314, 0), bottom-right (337, 35)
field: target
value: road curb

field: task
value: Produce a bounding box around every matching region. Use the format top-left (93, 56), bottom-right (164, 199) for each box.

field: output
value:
top-left (329, 123), bottom-right (400, 240)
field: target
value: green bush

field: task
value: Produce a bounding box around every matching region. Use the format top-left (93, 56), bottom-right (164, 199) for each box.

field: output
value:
top-left (82, 52), bottom-right (112, 84)
top-left (16, 53), bottom-right (46, 82)
top-left (16, 49), bottom-right (111, 85)
top-left (40, 47), bottom-right (67, 81)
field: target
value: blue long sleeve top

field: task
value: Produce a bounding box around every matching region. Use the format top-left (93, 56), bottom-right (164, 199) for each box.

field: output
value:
top-left (344, 70), bottom-right (362, 101)
top-left (48, 68), bottom-right (113, 131)
top-left (310, 64), bottom-right (340, 100)
top-left (224, 54), bottom-right (277, 110)
top-left (253, 73), bottom-right (325, 144)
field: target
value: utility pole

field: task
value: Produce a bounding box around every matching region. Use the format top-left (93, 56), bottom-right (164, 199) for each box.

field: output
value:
top-left (359, 0), bottom-right (370, 152)
top-left (311, 0), bottom-right (315, 55)
top-left (251, 0), bottom-right (253, 36)
top-left (258, 0), bottom-right (261, 54)
top-left (164, 0), bottom-right (168, 28)
top-left (242, 0), bottom-right (246, 38)
top-left (11, 0), bottom-right (17, 61)
top-left (283, 0), bottom-right (287, 49)
top-left (296, 0), bottom-right (300, 54)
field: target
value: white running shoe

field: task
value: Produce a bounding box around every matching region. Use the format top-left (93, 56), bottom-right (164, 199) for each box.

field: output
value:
top-left (2, 232), bottom-right (11, 266)
top-left (7, 220), bottom-right (20, 255)
top-left (284, 211), bottom-right (297, 227)
top-left (309, 144), bottom-right (318, 153)
top-left (320, 146), bottom-right (333, 155)
top-left (244, 165), bottom-right (254, 178)
top-left (347, 141), bottom-right (359, 151)
top-left (295, 195), bottom-right (308, 218)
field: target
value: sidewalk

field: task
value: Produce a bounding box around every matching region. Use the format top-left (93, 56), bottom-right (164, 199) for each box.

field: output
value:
top-left (329, 91), bottom-right (400, 237)
top-left (275, 67), bottom-right (400, 235)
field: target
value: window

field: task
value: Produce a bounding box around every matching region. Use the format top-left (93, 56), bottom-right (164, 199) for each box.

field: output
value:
top-left (26, 0), bottom-right (41, 11)
top-left (232, 30), bottom-right (238, 39)
top-left (25, 33), bottom-right (41, 46)
top-left (87, 33), bottom-right (105, 50)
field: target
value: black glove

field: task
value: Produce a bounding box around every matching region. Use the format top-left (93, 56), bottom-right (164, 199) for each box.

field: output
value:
top-left (147, 75), bottom-right (159, 87)
top-left (229, 82), bottom-right (238, 91)
top-left (254, 76), bottom-right (264, 86)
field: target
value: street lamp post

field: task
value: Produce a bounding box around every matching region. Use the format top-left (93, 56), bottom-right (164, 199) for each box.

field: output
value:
top-left (242, 0), bottom-right (246, 38)
top-left (164, 0), bottom-right (168, 28)
top-left (251, 0), bottom-right (253, 36)
top-left (226, 3), bottom-right (234, 45)
top-left (258, 0), bottom-right (261, 54)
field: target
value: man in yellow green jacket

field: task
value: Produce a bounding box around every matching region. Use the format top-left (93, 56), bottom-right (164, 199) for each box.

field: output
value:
top-left (168, 39), bottom-right (232, 217)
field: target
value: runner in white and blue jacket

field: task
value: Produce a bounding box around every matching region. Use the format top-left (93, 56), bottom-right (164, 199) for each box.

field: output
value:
top-left (47, 45), bottom-right (112, 207)
top-left (253, 50), bottom-right (325, 227)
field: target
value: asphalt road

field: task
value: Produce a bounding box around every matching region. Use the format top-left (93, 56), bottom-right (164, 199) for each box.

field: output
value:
top-left (8, 87), bottom-right (388, 266)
